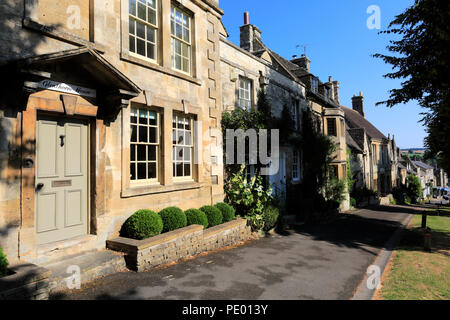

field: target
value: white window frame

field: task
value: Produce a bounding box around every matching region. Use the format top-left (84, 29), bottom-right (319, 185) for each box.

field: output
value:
top-left (239, 77), bottom-right (252, 110)
top-left (171, 5), bottom-right (192, 74)
top-left (130, 107), bottom-right (160, 185)
top-left (172, 113), bottom-right (194, 181)
top-left (129, 0), bottom-right (159, 62)
top-left (292, 150), bottom-right (301, 181)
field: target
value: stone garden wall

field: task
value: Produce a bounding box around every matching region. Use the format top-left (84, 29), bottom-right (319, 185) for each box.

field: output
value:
top-left (107, 218), bottom-right (252, 272)
top-left (0, 264), bottom-right (50, 300)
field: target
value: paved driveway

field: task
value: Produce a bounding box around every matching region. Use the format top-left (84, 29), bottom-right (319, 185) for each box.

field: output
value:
top-left (52, 206), bottom-right (420, 300)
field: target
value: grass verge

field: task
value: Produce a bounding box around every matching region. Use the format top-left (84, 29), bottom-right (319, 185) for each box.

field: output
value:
top-left (377, 214), bottom-right (450, 300)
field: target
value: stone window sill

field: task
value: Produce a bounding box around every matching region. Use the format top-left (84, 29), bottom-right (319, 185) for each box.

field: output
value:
top-left (120, 52), bottom-right (202, 86)
top-left (121, 181), bottom-right (202, 198)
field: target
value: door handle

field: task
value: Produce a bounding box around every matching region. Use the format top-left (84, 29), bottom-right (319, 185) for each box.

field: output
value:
top-left (36, 183), bottom-right (44, 191)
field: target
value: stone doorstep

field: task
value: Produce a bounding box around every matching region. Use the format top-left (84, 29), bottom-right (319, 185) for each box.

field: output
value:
top-left (0, 263), bottom-right (51, 293)
top-left (41, 249), bottom-right (127, 293)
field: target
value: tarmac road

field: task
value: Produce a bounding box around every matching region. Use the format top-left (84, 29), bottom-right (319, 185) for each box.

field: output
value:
top-left (52, 205), bottom-right (419, 300)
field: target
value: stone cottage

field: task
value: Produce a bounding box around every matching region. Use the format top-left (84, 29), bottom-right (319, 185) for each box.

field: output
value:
top-left (0, 0), bottom-right (225, 264)
top-left (220, 12), bottom-right (350, 210)
top-left (344, 93), bottom-right (394, 195)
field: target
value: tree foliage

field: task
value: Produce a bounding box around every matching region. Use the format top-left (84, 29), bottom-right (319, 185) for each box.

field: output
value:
top-left (374, 0), bottom-right (450, 174)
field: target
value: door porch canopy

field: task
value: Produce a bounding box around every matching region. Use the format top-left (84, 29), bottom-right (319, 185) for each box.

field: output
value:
top-left (0, 47), bottom-right (141, 121)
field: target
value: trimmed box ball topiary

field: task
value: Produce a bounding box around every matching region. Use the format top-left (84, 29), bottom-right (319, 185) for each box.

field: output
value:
top-left (200, 205), bottom-right (223, 228)
top-left (159, 207), bottom-right (187, 232)
top-left (185, 209), bottom-right (208, 229)
top-left (121, 209), bottom-right (163, 240)
top-left (214, 202), bottom-right (235, 222)
top-left (0, 246), bottom-right (9, 278)
top-left (263, 206), bottom-right (279, 232)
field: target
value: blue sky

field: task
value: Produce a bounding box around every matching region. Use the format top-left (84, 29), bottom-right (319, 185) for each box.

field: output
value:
top-left (220, 0), bottom-right (425, 149)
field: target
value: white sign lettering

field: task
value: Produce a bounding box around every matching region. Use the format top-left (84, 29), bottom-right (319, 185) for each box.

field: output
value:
top-left (38, 80), bottom-right (96, 98)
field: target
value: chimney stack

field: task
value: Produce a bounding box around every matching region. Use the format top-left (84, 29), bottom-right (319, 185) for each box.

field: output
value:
top-left (352, 92), bottom-right (365, 117)
top-left (240, 12), bottom-right (263, 53)
top-left (333, 80), bottom-right (340, 104)
top-left (290, 54), bottom-right (310, 72)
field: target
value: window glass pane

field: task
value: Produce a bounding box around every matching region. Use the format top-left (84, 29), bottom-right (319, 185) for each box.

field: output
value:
top-left (176, 130), bottom-right (184, 145)
top-left (147, 43), bottom-right (155, 59)
top-left (130, 163), bottom-right (136, 180)
top-left (130, 145), bottom-right (136, 161)
top-left (177, 146), bottom-right (183, 161)
top-left (149, 111), bottom-right (157, 125)
top-left (185, 130), bottom-right (191, 145)
top-left (147, 27), bottom-right (155, 43)
top-left (129, 0), bottom-right (137, 15)
top-left (137, 2), bottom-right (146, 20)
top-left (129, 19), bottom-right (135, 34)
top-left (149, 127), bottom-right (157, 143)
top-left (139, 109), bottom-right (148, 124)
top-left (184, 163), bottom-right (191, 177)
top-left (147, 8), bottom-right (156, 25)
top-left (136, 21), bottom-right (145, 39)
top-left (184, 147), bottom-right (190, 161)
top-left (137, 145), bottom-right (146, 161)
top-left (148, 163), bottom-right (157, 179)
top-left (183, 28), bottom-right (189, 43)
top-left (176, 23), bottom-right (182, 39)
top-left (137, 38), bottom-right (145, 56)
top-left (131, 109), bottom-right (138, 122)
top-left (148, 145), bottom-right (156, 161)
top-left (131, 125), bottom-right (137, 142)
top-left (147, 0), bottom-right (155, 9)
top-left (182, 58), bottom-right (189, 73)
top-left (177, 117), bottom-right (184, 129)
top-left (129, 36), bottom-right (135, 53)
top-left (139, 126), bottom-right (148, 142)
top-left (137, 163), bottom-right (147, 179)
top-left (176, 163), bottom-right (183, 177)
top-left (175, 55), bottom-right (181, 70)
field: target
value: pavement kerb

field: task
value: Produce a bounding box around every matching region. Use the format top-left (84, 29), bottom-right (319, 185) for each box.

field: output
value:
top-left (351, 212), bottom-right (414, 300)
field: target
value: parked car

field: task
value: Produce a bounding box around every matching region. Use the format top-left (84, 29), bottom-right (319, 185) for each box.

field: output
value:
top-left (444, 194), bottom-right (450, 200)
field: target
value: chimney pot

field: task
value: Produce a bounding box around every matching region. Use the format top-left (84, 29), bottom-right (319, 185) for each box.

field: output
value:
top-left (292, 54), bottom-right (297, 59)
top-left (328, 76), bottom-right (333, 83)
top-left (244, 12), bottom-right (249, 25)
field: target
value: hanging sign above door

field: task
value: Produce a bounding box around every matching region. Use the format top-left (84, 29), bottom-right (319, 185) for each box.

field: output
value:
top-left (37, 80), bottom-right (97, 98)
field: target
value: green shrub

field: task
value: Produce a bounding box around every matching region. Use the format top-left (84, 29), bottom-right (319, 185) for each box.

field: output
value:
top-left (263, 206), bottom-right (279, 232)
top-left (185, 209), bottom-right (208, 229)
top-left (120, 209), bottom-right (163, 240)
top-left (214, 202), bottom-right (235, 222)
top-left (406, 174), bottom-right (422, 204)
top-left (350, 197), bottom-right (357, 207)
top-left (200, 205), bottom-right (223, 228)
top-left (159, 207), bottom-right (187, 232)
top-left (325, 178), bottom-right (347, 204)
top-left (0, 246), bottom-right (8, 278)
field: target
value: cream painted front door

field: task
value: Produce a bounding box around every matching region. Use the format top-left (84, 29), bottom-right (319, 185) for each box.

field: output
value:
top-left (35, 116), bottom-right (89, 245)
